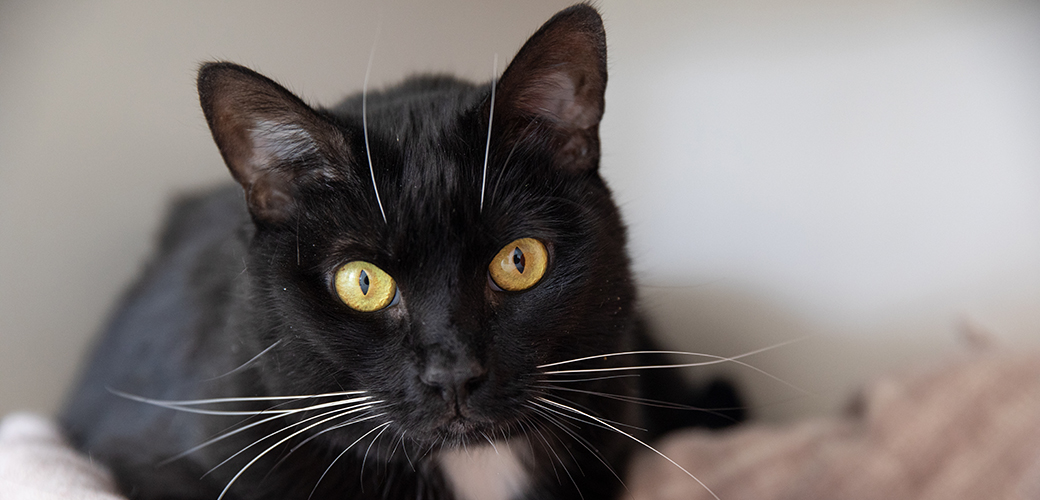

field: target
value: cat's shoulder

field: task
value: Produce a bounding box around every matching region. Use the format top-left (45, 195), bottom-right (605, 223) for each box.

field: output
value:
top-left (156, 184), bottom-right (249, 255)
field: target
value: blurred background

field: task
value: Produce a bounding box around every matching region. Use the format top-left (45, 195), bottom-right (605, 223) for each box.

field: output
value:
top-left (2, 0), bottom-right (1038, 422)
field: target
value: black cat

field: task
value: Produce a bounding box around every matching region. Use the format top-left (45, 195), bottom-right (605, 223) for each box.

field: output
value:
top-left (61, 5), bottom-right (741, 500)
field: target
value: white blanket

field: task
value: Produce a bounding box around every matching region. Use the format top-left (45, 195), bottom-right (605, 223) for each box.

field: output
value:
top-left (0, 412), bottom-right (124, 500)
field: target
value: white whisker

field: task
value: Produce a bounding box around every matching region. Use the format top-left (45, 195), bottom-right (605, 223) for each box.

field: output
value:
top-left (536, 383), bottom-right (736, 413)
top-left (266, 405), bottom-right (384, 476)
top-left (115, 393), bottom-right (370, 417)
top-left (360, 421), bottom-right (391, 487)
top-left (150, 396), bottom-right (369, 417)
top-left (480, 431), bottom-right (499, 454)
top-left (400, 431), bottom-right (415, 472)
top-left (388, 430), bottom-right (404, 463)
top-left (536, 397), bottom-right (720, 500)
top-left (479, 53), bottom-right (498, 213)
top-left (305, 420), bottom-right (391, 500)
top-left (109, 388), bottom-right (367, 407)
top-left (523, 409), bottom-right (584, 497)
top-left (529, 393), bottom-right (643, 432)
top-left (528, 401), bottom-right (607, 476)
top-left (538, 337), bottom-right (805, 369)
top-left (489, 119), bottom-right (537, 205)
top-left (279, 402), bottom-right (385, 456)
top-left (206, 403), bottom-right (381, 478)
top-left (203, 339), bottom-right (284, 381)
top-left (159, 398), bottom-right (376, 465)
top-left (525, 403), bottom-right (625, 488)
top-left (538, 339), bottom-right (809, 394)
top-left (217, 411), bottom-right (387, 500)
top-left (520, 416), bottom-right (562, 484)
top-left (529, 398), bottom-right (611, 434)
top-left (363, 21), bottom-right (387, 224)
top-left (539, 374), bottom-right (641, 384)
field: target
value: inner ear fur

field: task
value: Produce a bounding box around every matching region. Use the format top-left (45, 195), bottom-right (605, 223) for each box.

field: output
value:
top-left (198, 62), bottom-right (351, 224)
top-left (494, 4), bottom-right (607, 172)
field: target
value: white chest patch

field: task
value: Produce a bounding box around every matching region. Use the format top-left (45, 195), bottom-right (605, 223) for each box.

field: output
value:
top-left (438, 440), bottom-right (531, 500)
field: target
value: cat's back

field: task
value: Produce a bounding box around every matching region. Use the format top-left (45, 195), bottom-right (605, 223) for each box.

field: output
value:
top-left (156, 184), bottom-right (250, 258)
top-left (62, 185), bottom-right (251, 464)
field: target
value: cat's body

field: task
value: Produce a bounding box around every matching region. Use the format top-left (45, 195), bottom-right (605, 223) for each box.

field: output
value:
top-left (62, 6), bottom-right (740, 500)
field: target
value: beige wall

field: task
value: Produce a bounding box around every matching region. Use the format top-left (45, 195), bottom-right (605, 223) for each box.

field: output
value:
top-left (2, 0), bottom-right (1039, 421)
top-left (598, 0), bottom-right (1040, 419)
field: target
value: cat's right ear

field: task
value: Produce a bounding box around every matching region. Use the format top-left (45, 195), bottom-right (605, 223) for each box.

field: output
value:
top-left (198, 62), bottom-right (350, 224)
top-left (493, 4), bottom-right (607, 173)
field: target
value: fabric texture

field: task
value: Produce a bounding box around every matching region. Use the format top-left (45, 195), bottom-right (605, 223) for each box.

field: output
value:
top-left (0, 412), bottom-right (124, 500)
top-left (625, 350), bottom-right (1040, 500)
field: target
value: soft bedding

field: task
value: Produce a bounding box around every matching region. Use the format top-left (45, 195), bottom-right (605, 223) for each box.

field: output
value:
top-left (626, 350), bottom-right (1040, 500)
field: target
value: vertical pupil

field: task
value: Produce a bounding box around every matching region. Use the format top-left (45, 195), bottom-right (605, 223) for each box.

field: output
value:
top-left (512, 247), bottom-right (526, 274)
top-left (359, 269), bottom-right (370, 295)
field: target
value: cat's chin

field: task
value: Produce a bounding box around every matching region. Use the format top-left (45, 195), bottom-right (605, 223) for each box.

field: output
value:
top-left (442, 416), bottom-right (490, 440)
top-left (428, 418), bottom-right (489, 445)
top-left (414, 415), bottom-right (516, 450)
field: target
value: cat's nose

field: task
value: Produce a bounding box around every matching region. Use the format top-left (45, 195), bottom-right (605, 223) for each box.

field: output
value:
top-left (420, 357), bottom-right (487, 404)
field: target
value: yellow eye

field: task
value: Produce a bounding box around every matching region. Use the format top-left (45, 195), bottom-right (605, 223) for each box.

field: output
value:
top-left (489, 238), bottom-right (548, 292)
top-left (334, 261), bottom-right (397, 312)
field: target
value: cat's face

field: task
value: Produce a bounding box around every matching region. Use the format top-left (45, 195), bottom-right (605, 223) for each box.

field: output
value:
top-left (199, 5), bottom-right (632, 448)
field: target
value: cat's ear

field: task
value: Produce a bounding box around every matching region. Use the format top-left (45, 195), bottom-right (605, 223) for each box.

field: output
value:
top-left (494, 4), bottom-right (607, 172)
top-left (198, 62), bottom-right (349, 224)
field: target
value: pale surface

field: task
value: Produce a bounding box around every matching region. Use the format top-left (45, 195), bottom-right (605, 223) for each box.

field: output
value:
top-left (0, 413), bottom-right (123, 500)
top-left (625, 349), bottom-right (1040, 500)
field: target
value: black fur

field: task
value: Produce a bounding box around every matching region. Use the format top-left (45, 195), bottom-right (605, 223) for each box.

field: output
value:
top-left (61, 5), bottom-right (742, 500)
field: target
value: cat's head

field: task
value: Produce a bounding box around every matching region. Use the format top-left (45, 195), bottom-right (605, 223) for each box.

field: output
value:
top-left (198, 4), bottom-right (633, 448)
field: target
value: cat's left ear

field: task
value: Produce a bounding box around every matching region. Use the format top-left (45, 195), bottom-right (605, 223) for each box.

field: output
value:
top-left (198, 62), bottom-right (351, 224)
top-left (493, 4), bottom-right (607, 172)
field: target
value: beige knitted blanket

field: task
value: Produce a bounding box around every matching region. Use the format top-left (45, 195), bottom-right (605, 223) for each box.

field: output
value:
top-left (626, 350), bottom-right (1040, 500)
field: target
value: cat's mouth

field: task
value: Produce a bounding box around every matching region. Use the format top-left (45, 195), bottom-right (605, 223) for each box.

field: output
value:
top-left (435, 415), bottom-right (489, 441)
top-left (442, 417), bottom-right (476, 437)
top-left (423, 413), bottom-right (509, 448)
